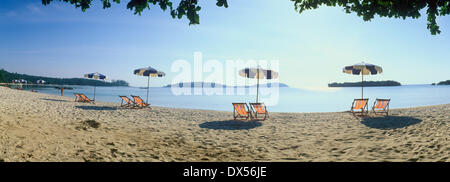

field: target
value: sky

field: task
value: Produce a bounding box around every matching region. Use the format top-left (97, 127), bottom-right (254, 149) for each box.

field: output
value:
top-left (0, 0), bottom-right (449, 89)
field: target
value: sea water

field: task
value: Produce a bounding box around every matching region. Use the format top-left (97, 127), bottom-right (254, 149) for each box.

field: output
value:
top-left (28, 85), bottom-right (450, 113)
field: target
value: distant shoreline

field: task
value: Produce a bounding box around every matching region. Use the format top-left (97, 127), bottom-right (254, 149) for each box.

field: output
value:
top-left (433, 80), bottom-right (450, 85)
top-left (0, 69), bottom-right (129, 87)
top-left (328, 80), bottom-right (401, 87)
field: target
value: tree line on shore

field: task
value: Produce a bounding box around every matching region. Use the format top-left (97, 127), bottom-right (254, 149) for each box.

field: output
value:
top-left (329, 80), bottom-right (450, 87)
top-left (0, 69), bottom-right (129, 87)
top-left (328, 80), bottom-right (401, 87)
top-left (433, 80), bottom-right (450, 85)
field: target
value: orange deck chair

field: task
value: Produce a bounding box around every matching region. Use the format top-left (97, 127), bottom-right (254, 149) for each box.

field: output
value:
top-left (79, 93), bottom-right (95, 103)
top-left (74, 93), bottom-right (84, 102)
top-left (232, 103), bottom-right (252, 120)
top-left (131, 95), bottom-right (150, 108)
top-left (249, 103), bottom-right (269, 120)
top-left (119, 96), bottom-right (136, 108)
top-left (351, 99), bottom-right (369, 116)
top-left (372, 98), bottom-right (391, 116)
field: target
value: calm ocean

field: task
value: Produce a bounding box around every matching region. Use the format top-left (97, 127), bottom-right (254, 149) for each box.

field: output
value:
top-left (27, 85), bottom-right (450, 113)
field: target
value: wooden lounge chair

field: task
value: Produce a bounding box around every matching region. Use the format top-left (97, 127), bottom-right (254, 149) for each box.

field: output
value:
top-left (249, 103), bottom-right (269, 121)
top-left (372, 98), bottom-right (391, 116)
top-left (351, 99), bottom-right (369, 116)
top-left (119, 96), bottom-right (136, 108)
top-left (131, 95), bottom-right (150, 108)
top-left (80, 93), bottom-right (95, 103)
top-left (232, 103), bottom-right (252, 120)
top-left (74, 93), bottom-right (84, 102)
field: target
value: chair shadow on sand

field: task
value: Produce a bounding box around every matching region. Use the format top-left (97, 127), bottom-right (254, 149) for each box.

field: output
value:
top-left (361, 116), bottom-right (423, 129)
top-left (75, 106), bottom-right (117, 111)
top-left (40, 98), bottom-right (69, 102)
top-left (199, 120), bottom-right (262, 130)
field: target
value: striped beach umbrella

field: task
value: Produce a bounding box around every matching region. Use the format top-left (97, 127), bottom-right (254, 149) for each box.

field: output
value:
top-left (134, 67), bottom-right (166, 104)
top-left (84, 72), bottom-right (108, 101)
top-left (239, 66), bottom-right (279, 103)
top-left (343, 62), bottom-right (383, 99)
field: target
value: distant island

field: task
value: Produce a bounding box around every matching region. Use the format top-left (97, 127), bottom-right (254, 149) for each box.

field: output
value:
top-left (328, 80), bottom-right (401, 87)
top-left (164, 82), bottom-right (289, 88)
top-left (0, 69), bottom-right (129, 87)
top-left (436, 80), bottom-right (450, 85)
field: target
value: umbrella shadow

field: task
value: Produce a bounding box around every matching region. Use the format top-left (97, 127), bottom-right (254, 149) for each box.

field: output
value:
top-left (361, 116), bottom-right (422, 129)
top-left (75, 106), bottom-right (117, 111)
top-left (41, 98), bottom-right (69, 102)
top-left (199, 120), bottom-right (262, 130)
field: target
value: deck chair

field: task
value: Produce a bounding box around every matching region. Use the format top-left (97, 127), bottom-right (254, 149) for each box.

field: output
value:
top-left (74, 93), bottom-right (84, 102)
top-left (372, 98), bottom-right (391, 116)
top-left (119, 96), bottom-right (136, 108)
top-left (232, 103), bottom-right (252, 120)
top-left (351, 99), bottom-right (369, 116)
top-left (131, 95), bottom-right (150, 108)
top-left (249, 103), bottom-right (269, 121)
top-left (80, 93), bottom-right (95, 103)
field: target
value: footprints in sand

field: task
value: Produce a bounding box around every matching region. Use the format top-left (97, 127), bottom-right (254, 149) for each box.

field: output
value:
top-left (75, 140), bottom-right (142, 162)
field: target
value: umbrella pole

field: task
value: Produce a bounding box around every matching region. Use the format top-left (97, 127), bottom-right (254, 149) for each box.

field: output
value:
top-left (361, 73), bottom-right (364, 99)
top-left (146, 76), bottom-right (150, 104)
top-left (257, 77), bottom-right (259, 103)
top-left (256, 68), bottom-right (259, 103)
top-left (94, 82), bottom-right (96, 101)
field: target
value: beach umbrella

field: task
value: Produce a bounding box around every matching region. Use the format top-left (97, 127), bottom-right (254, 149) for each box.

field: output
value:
top-left (239, 66), bottom-right (279, 103)
top-left (343, 62), bottom-right (383, 99)
top-left (36, 80), bottom-right (46, 84)
top-left (84, 72), bottom-right (107, 101)
top-left (134, 67), bottom-right (166, 104)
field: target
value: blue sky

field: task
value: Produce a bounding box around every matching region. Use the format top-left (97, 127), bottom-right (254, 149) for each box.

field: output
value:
top-left (0, 0), bottom-right (449, 89)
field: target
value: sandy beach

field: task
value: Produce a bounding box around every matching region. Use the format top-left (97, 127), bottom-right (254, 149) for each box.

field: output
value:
top-left (0, 86), bottom-right (448, 162)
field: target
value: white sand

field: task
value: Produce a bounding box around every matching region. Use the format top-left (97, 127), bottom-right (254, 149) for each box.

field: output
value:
top-left (0, 86), bottom-right (448, 162)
